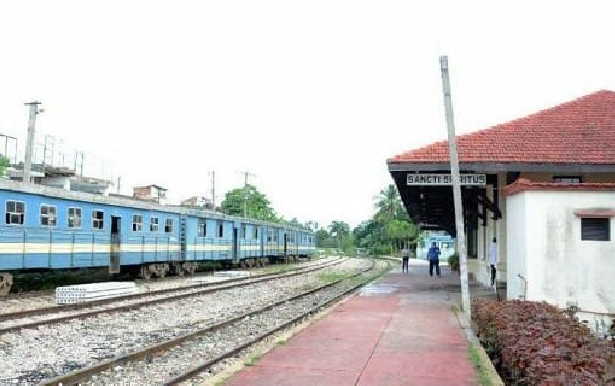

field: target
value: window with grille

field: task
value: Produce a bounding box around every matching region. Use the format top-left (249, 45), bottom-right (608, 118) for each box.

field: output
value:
top-left (581, 218), bottom-right (610, 241)
top-left (132, 214), bottom-right (143, 232)
top-left (68, 207), bottom-right (82, 228)
top-left (198, 219), bottom-right (206, 237)
top-left (165, 218), bottom-right (174, 233)
top-left (553, 176), bottom-right (582, 184)
top-left (6, 200), bottom-right (24, 225)
top-left (40, 205), bottom-right (57, 226)
top-left (92, 210), bottom-right (104, 230)
top-left (150, 217), bottom-right (159, 232)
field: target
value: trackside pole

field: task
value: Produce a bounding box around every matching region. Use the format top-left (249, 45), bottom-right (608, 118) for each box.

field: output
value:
top-left (439, 56), bottom-right (471, 319)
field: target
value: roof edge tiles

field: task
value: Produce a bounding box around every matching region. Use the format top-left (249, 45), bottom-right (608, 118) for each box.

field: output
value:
top-left (503, 178), bottom-right (615, 197)
top-left (388, 90), bottom-right (615, 166)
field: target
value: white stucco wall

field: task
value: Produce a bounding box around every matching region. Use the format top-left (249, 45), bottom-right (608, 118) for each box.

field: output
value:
top-left (506, 189), bottom-right (615, 330)
top-left (506, 192), bottom-right (528, 300)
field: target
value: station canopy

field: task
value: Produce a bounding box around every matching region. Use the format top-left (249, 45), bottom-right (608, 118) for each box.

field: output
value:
top-left (387, 90), bottom-right (615, 236)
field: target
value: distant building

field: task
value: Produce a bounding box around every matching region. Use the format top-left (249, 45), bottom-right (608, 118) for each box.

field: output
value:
top-left (416, 230), bottom-right (456, 260)
top-left (133, 184), bottom-right (167, 204)
top-left (181, 195), bottom-right (214, 209)
top-left (7, 163), bottom-right (113, 195)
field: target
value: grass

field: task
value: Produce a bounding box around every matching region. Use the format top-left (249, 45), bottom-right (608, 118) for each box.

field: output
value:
top-left (317, 271), bottom-right (353, 284)
top-left (468, 343), bottom-right (498, 386)
top-left (244, 352), bottom-right (264, 366)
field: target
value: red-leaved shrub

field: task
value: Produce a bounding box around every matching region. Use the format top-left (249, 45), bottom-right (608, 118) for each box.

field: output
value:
top-left (472, 299), bottom-right (614, 385)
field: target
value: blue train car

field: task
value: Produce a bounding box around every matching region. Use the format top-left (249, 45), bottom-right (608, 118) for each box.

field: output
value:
top-left (0, 179), bottom-right (315, 295)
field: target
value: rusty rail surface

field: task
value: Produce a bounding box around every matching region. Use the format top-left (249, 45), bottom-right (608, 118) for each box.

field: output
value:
top-left (40, 259), bottom-right (385, 386)
top-left (0, 258), bottom-right (345, 335)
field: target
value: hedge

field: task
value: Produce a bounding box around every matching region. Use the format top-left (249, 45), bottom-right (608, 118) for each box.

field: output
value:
top-left (472, 299), bottom-right (614, 385)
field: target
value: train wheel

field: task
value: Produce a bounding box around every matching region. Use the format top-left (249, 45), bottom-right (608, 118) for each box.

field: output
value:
top-left (157, 267), bottom-right (167, 278)
top-left (139, 265), bottom-right (153, 280)
top-left (0, 273), bottom-right (13, 296)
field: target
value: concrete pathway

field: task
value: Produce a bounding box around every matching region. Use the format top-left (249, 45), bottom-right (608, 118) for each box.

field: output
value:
top-left (226, 261), bottom-right (478, 386)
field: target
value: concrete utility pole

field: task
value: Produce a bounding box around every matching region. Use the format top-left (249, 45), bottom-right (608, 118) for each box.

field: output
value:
top-left (23, 101), bottom-right (43, 184)
top-left (238, 170), bottom-right (256, 218)
top-left (439, 56), bottom-right (471, 319)
top-left (209, 170), bottom-right (216, 210)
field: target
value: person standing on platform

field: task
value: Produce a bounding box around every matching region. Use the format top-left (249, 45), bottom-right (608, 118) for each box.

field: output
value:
top-left (489, 238), bottom-right (498, 287)
top-left (401, 246), bottom-right (410, 273)
top-left (427, 242), bottom-right (441, 277)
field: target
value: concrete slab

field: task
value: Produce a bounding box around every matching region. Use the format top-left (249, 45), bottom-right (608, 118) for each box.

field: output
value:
top-left (226, 265), bottom-right (478, 386)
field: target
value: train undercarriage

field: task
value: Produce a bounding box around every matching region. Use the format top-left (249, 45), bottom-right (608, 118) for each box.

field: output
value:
top-left (0, 254), bottom-right (310, 296)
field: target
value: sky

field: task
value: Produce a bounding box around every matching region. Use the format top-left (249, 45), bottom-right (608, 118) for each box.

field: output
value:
top-left (1, 1), bottom-right (615, 229)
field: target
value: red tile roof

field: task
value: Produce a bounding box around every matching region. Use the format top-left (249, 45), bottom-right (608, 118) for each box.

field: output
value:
top-left (388, 90), bottom-right (615, 165)
top-left (503, 178), bottom-right (615, 196)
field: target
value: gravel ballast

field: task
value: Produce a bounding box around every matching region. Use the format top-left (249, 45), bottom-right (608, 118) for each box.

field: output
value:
top-left (0, 258), bottom-right (369, 384)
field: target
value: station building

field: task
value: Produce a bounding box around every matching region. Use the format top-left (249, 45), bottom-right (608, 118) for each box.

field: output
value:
top-left (388, 90), bottom-right (615, 331)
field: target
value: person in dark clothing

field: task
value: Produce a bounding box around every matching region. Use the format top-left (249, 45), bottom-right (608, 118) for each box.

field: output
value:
top-left (427, 242), bottom-right (441, 277)
top-left (401, 246), bottom-right (410, 273)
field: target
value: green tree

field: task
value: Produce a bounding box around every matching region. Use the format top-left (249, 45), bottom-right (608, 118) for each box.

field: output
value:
top-left (328, 220), bottom-right (350, 249)
top-left (220, 184), bottom-right (277, 221)
top-left (0, 156), bottom-right (8, 177)
top-left (315, 229), bottom-right (330, 247)
top-left (352, 184), bottom-right (420, 256)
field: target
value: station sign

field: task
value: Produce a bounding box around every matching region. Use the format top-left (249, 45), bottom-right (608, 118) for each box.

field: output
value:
top-left (407, 173), bottom-right (486, 186)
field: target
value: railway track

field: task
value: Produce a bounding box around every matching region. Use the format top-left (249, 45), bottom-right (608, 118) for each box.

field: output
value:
top-left (0, 257), bottom-right (345, 335)
top-left (0, 258), bottom-right (324, 314)
top-left (39, 259), bottom-right (388, 386)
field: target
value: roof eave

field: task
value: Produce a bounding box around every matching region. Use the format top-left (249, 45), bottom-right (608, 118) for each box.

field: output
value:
top-left (387, 161), bottom-right (615, 173)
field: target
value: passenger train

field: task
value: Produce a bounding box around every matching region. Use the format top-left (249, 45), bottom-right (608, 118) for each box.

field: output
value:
top-left (0, 179), bottom-right (316, 295)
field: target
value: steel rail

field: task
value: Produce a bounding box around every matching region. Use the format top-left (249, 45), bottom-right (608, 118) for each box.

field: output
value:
top-left (0, 257), bottom-right (334, 322)
top-left (0, 258), bottom-right (345, 335)
top-left (165, 260), bottom-right (387, 385)
top-left (39, 259), bottom-right (386, 386)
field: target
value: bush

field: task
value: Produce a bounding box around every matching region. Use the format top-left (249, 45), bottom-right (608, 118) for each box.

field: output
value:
top-left (473, 299), bottom-right (614, 385)
top-left (448, 253), bottom-right (459, 272)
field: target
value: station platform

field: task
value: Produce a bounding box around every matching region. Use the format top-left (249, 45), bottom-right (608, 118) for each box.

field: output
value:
top-left (226, 261), bottom-right (478, 386)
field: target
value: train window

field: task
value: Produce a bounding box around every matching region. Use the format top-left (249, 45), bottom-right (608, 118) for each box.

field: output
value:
top-left (92, 211), bottom-right (104, 230)
top-left (165, 218), bottom-right (174, 233)
top-left (241, 224), bottom-right (246, 240)
top-left (68, 207), bottom-right (82, 228)
top-left (6, 200), bottom-right (25, 225)
top-left (150, 217), bottom-right (159, 232)
top-left (217, 221), bottom-right (223, 238)
top-left (254, 226), bottom-right (258, 239)
top-left (198, 219), bottom-right (206, 237)
top-left (132, 215), bottom-right (143, 232)
top-left (40, 205), bottom-right (57, 226)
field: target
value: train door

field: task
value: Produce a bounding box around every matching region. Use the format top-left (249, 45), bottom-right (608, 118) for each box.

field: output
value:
top-left (260, 226), bottom-right (264, 257)
top-left (179, 215), bottom-right (187, 261)
top-left (283, 232), bottom-right (288, 257)
top-left (110, 216), bottom-right (121, 273)
top-left (232, 227), bottom-right (239, 263)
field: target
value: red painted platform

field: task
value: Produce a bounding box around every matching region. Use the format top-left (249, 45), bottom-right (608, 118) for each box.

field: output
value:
top-left (226, 262), bottom-right (477, 386)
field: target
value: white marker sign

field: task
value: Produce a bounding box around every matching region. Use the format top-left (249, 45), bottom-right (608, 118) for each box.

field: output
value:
top-left (407, 173), bottom-right (486, 186)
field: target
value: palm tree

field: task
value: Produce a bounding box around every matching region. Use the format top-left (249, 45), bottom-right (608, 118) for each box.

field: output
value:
top-left (375, 184), bottom-right (401, 222)
top-left (328, 221), bottom-right (350, 250)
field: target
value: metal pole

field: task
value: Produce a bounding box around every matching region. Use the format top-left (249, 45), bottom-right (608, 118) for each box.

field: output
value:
top-left (42, 135), bottom-right (48, 168)
top-left (439, 56), bottom-right (471, 319)
top-left (80, 152), bottom-right (84, 177)
top-left (23, 101), bottom-right (42, 184)
top-left (211, 170), bottom-right (216, 209)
